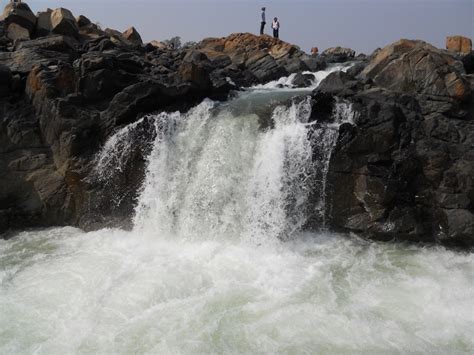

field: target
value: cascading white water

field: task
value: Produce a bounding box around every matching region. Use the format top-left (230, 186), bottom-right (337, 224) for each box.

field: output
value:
top-left (132, 97), bottom-right (326, 243)
top-left (1, 67), bottom-right (473, 354)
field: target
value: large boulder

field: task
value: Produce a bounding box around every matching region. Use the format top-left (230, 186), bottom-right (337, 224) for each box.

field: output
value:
top-left (123, 26), bottom-right (142, 45)
top-left (361, 39), bottom-right (471, 105)
top-left (1, 2), bottom-right (36, 33)
top-left (50, 8), bottom-right (78, 37)
top-left (321, 46), bottom-right (355, 63)
top-left (446, 35), bottom-right (472, 54)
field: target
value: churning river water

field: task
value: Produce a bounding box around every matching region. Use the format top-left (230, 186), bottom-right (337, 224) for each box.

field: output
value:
top-left (1, 66), bottom-right (473, 354)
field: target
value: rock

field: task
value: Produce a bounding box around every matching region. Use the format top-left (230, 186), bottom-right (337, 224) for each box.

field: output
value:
top-left (315, 71), bottom-right (358, 95)
top-left (36, 9), bottom-right (52, 37)
top-left (14, 35), bottom-right (78, 53)
top-left (123, 26), bottom-right (142, 45)
top-left (1, 2), bottom-right (36, 33)
top-left (50, 8), bottom-right (78, 37)
top-left (446, 36), bottom-right (472, 54)
top-left (6, 22), bottom-right (29, 41)
top-left (313, 39), bottom-right (474, 248)
top-left (438, 209), bottom-right (474, 248)
top-left (0, 47), bottom-right (72, 73)
top-left (78, 23), bottom-right (104, 40)
top-left (301, 55), bottom-right (327, 71)
top-left (361, 39), bottom-right (471, 104)
top-left (76, 15), bottom-right (91, 28)
top-left (198, 32), bottom-right (310, 80)
top-left (292, 73), bottom-right (315, 88)
top-left (321, 46), bottom-right (355, 63)
top-left (147, 40), bottom-right (168, 50)
top-left (0, 64), bottom-right (12, 96)
top-left (346, 61), bottom-right (366, 77)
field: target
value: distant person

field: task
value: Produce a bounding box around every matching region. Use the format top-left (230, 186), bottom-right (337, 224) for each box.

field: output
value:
top-left (260, 7), bottom-right (266, 35)
top-left (272, 17), bottom-right (280, 39)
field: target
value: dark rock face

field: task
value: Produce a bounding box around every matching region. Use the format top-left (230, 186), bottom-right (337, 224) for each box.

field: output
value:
top-left (313, 39), bottom-right (474, 249)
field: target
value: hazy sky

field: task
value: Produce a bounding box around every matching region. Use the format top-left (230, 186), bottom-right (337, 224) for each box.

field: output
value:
top-left (2, 0), bottom-right (473, 54)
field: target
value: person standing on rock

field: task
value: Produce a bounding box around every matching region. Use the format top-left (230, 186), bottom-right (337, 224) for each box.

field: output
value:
top-left (260, 7), bottom-right (266, 35)
top-left (272, 17), bottom-right (280, 39)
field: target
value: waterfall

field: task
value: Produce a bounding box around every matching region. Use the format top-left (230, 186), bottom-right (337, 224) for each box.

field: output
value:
top-left (3, 71), bottom-right (472, 355)
top-left (121, 95), bottom-right (355, 241)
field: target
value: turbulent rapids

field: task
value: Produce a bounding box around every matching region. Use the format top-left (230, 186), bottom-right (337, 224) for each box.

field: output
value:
top-left (1, 67), bottom-right (473, 354)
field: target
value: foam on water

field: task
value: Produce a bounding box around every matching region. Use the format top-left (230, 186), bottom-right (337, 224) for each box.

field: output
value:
top-left (1, 228), bottom-right (472, 353)
top-left (250, 63), bottom-right (351, 91)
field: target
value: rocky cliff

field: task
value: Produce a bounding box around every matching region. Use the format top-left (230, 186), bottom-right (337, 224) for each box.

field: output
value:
top-left (313, 39), bottom-right (473, 248)
top-left (0, 3), bottom-right (472, 248)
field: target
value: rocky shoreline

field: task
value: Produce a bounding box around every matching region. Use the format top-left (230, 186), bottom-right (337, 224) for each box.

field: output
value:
top-left (1, 3), bottom-right (472, 248)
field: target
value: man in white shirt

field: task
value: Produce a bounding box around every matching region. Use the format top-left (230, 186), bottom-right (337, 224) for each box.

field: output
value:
top-left (272, 17), bottom-right (280, 39)
top-left (260, 7), bottom-right (266, 35)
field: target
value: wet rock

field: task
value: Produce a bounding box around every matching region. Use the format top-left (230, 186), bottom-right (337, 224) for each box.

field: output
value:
top-left (293, 73), bottom-right (315, 88)
top-left (315, 70), bottom-right (361, 97)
